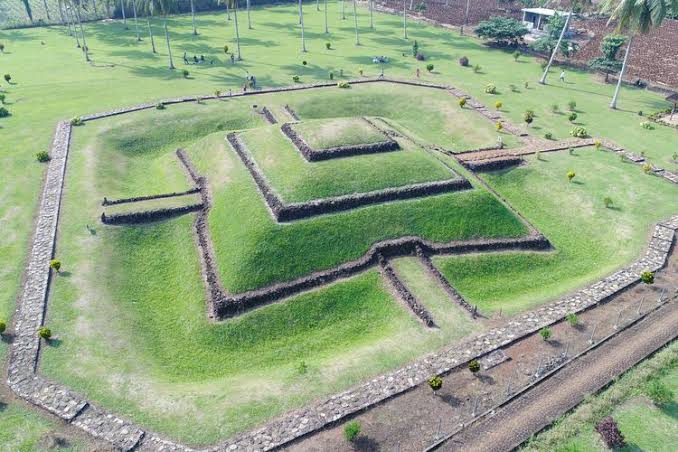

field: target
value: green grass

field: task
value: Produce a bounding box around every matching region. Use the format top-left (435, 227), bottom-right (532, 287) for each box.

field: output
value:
top-left (525, 342), bottom-right (678, 452)
top-left (240, 120), bottom-right (457, 203)
top-left (291, 117), bottom-right (388, 149)
top-left (434, 148), bottom-right (678, 315)
top-left (103, 193), bottom-right (202, 216)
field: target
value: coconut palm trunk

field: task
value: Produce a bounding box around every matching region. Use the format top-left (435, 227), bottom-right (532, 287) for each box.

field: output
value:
top-left (369, 0), bottom-right (373, 30)
top-left (299, 0), bottom-right (306, 52)
top-left (341, 0), bottom-right (345, 19)
top-left (92, 0), bottom-right (98, 15)
top-left (233, 1), bottom-right (242, 60)
top-left (163, 16), bottom-right (174, 69)
top-left (190, 0), bottom-right (197, 34)
top-left (226, 2), bottom-right (230, 20)
top-left (74, 2), bottom-right (90, 62)
top-left (120, 0), bottom-right (127, 28)
top-left (460, 0), bottom-right (470, 35)
top-left (403, 0), bottom-right (407, 39)
top-left (147, 15), bottom-right (156, 52)
top-left (539, 11), bottom-right (573, 84)
top-left (316, 0), bottom-right (320, 12)
top-left (324, 0), bottom-right (328, 33)
top-left (353, 0), bottom-right (359, 45)
top-left (246, 0), bottom-right (252, 29)
top-left (43, 0), bottom-right (52, 20)
top-left (57, 0), bottom-right (68, 28)
top-left (67, 6), bottom-right (81, 46)
top-left (132, 1), bottom-right (141, 41)
top-left (610, 34), bottom-right (632, 109)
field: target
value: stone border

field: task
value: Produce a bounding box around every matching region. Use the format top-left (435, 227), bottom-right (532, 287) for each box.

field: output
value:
top-left (100, 203), bottom-right (204, 225)
top-left (9, 78), bottom-right (677, 451)
top-left (379, 255), bottom-right (436, 327)
top-left (260, 106), bottom-right (277, 124)
top-left (102, 187), bottom-right (201, 206)
top-left (284, 104), bottom-right (300, 121)
top-left (280, 118), bottom-right (400, 161)
top-left (226, 131), bottom-right (473, 222)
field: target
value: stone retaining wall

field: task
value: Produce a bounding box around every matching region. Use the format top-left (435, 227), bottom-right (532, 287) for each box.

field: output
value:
top-left (280, 120), bottom-right (400, 161)
top-left (260, 106), bottom-right (277, 124)
top-left (102, 187), bottom-right (201, 206)
top-left (100, 203), bottom-right (204, 225)
top-left (379, 255), bottom-right (436, 327)
top-left (284, 104), bottom-right (300, 121)
top-left (226, 132), bottom-right (472, 222)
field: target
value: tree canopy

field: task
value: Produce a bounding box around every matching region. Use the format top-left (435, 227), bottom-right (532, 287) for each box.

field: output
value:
top-left (474, 17), bottom-right (529, 46)
top-left (588, 34), bottom-right (626, 80)
top-left (530, 13), bottom-right (579, 57)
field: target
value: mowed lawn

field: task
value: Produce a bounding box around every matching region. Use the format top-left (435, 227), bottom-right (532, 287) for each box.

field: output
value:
top-left (434, 148), bottom-right (678, 315)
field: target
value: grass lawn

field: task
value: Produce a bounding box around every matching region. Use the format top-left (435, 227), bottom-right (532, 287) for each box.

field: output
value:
top-left (433, 148), bottom-right (678, 315)
top-left (524, 341), bottom-right (678, 452)
top-left (239, 120), bottom-right (457, 203)
top-left (291, 117), bottom-right (388, 149)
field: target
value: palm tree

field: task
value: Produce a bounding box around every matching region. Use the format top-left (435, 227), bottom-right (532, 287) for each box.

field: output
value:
top-left (146, 11), bottom-right (157, 52)
top-left (120, 0), bottom-right (128, 28)
top-left (299, 0), bottom-right (306, 52)
top-left (316, 0), bottom-right (320, 12)
top-left (190, 0), bottom-right (197, 35)
top-left (220, 0), bottom-right (241, 60)
top-left (341, 0), bottom-right (346, 20)
top-left (403, 0), bottom-right (407, 39)
top-left (369, 0), bottom-right (374, 30)
top-left (603, 0), bottom-right (676, 109)
top-left (353, 0), bottom-right (359, 45)
top-left (70, 0), bottom-right (90, 62)
top-left (246, 0), bottom-right (252, 29)
top-left (43, 0), bottom-right (52, 20)
top-left (539, 0), bottom-right (591, 84)
top-left (140, 0), bottom-right (176, 68)
top-left (131, 0), bottom-right (141, 41)
top-left (324, 0), bottom-right (328, 33)
top-left (460, 0), bottom-right (470, 35)
top-left (66, 2), bottom-right (81, 46)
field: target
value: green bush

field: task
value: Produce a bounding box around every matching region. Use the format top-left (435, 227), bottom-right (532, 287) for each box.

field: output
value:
top-left (567, 170), bottom-right (576, 182)
top-left (0, 320), bottom-right (6, 334)
top-left (603, 196), bottom-right (613, 208)
top-left (523, 110), bottom-right (534, 125)
top-left (568, 112), bottom-right (577, 122)
top-left (38, 327), bottom-right (52, 339)
top-left (544, 132), bottom-right (553, 140)
top-left (0, 106), bottom-right (9, 118)
top-left (156, 102), bottom-right (166, 110)
top-left (70, 117), bottom-right (84, 126)
top-left (645, 380), bottom-right (673, 405)
top-left (3, 73), bottom-right (11, 83)
top-left (640, 270), bottom-right (654, 284)
top-left (337, 81), bottom-right (350, 88)
top-left (325, 42), bottom-right (331, 50)
top-left (302, 60), bottom-right (307, 66)
top-left (484, 83), bottom-right (497, 94)
top-left (640, 121), bottom-right (654, 130)
top-left (0, 93), bottom-right (5, 104)
top-left (469, 359), bottom-right (481, 373)
top-left (513, 50), bottom-right (521, 61)
top-left (539, 327), bottom-right (552, 340)
top-left (428, 376), bottom-right (443, 392)
top-left (49, 259), bottom-right (61, 272)
top-left (223, 44), bottom-right (229, 53)
top-left (458, 97), bottom-right (466, 107)
top-left (568, 100), bottom-right (577, 111)
top-left (642, 162), bottom-right (652, 174)
top-left (473, 64), bottom-right (481, 73)
top-left (344, 420), bottom-right (361, 442)
top-left (182, 69), bottom-right (190, 78)
top-left (474, 17), bottom-right (529, 46)
top-left (570, 126), bottom-right (588, 138)
top-left (495, 100), bottom-right (502, 109)
top-left (36, 151), bottom-right (50, 162)
top-left (329, 71), bottom-right (334, 80)
top-left (459, 56), bottom-right (469, 67)
top-left (594, 140), bottom-right (602, 151)
top-left (293, 75), bottom-right (300, 83)
top-left (426, 63), bottom-right (434, 72)
top-left (566, 313), bottom-right (578, 327)
top-left (0, 43), bottom-right (4, 53)
top-left (297, 361), bottom-right (308, 375)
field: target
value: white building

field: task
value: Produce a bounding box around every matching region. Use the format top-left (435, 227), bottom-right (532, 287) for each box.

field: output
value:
top-left (521, 7), bottom-right (572, 33)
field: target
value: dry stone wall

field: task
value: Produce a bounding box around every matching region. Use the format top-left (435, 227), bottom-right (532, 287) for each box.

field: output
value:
top-left (101, 203), bottom-right (204, 225)
top-left (102, 187), bottom-right (201, 206)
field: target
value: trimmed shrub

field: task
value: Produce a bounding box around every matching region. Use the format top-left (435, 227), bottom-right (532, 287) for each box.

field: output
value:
top-left (645, 380), bottom-right (673, 405)
top-left (0, 107), bottom-right (9, 118)
top-left (523, 110), bottom-right (534, 126)
top-left (38, 327), bottom-right (52, 340)
top-left (428, 376), bottom-right (443, 392)
top-left (640, 270), bottom-right (654, 284)
top-left (568, 100), bottom-right (577, 111)
top-left (0, 43), bottom-right (4, 53)
top-left (344, 421), bottom-right (361, 442)
top-left (566, 313), bottom-right (578, 327)
top-left (496, 121), bottom-right (503, 131)
top-left (569, 147), bottom-right (575, 155)
top-left (292, 75), bottom-right (300, 83)
top-left (214, 89), bottom-right (222, 98)
top-left (3, 73), bottom-right (11, 83)
top-left (459, 56), bottom-right (469, 67)
top-left (358, 68), bottom-right (364, 76)
top-left (544, 132), bottom-right (553, 140)
top-left (594, 140), bottom-right (602, 151)
top-left (567, 170), bottom-right (576, 182)
top-left (223, 44), bottom-right (229, 53)
top-left (524, 81), bottom-right (529, 89)
top-left (70, 117), bottom-right (84, 126)
top-left (415, 53), bottom-right (425, 61)
top-left (570, 126), bottom-right (588, 138)
top-left (458, 97), bottom-right (466, 108)
top-left (329, 71), bottom-right (334, 80)
top-left (513, 50), bottom-right (520, 61)
top-left (0, 94), bottom-right (5, 104)
top-left (595, 417), bottom-right (626, 449)
top-left (36, 151), bottom-right (50, 162)
top-left (0, 320), bottom-right (5, 334)
top-left (302, 60), bottom-right (308, 66)
top-left (325, 42), bottom-right (331, 50)
top-left (182, 69), bottom-right (190, 78)
top-left (568, 112), bottom-right (578, 122)
top-left (640, 121), bottom-right (654, 130)
top-left (156, 102), bottom-right (166, 110)
top-left (49, 259), bottom-right (61, 272)
top-left (412, 40), bottom-right (419, 57)
top-left (539, 327), bottom-right (552, 340)
top-left (426, 63), bottom-right (434, 72)
top-left (642, 162), bottom-right (652, 174)
top-left (603, 196), bottom-right (613, 208)
top-left (337, 81), bottom-right (350, 89)
top-left (473, 64), bottom-right (481, 73)
top-left (469, 359), bottom-right (481, 373)
top-left (495, 101), bottom-right (502, 109)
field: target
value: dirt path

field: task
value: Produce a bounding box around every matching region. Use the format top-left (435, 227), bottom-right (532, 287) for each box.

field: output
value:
top-left (432, 300), bottom-right (678, 452)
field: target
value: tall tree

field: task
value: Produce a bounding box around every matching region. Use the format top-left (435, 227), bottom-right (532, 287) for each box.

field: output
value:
top-left (299, 0), bottom-right (306, 52)
top-left (539, 0), bottom-right (591, 84)
top-left (43, 0), bottom-right (52, 20)
top-left (70, 0), bottom-right (90, 62)
top-left (140, 0), bottom-right (176, 68)
top-left (21, 0), bottom-right (34, 23)
top-left (324, 0), bottom-right (328, 33)
top-left (246, 0), bottom-right (252, 29)
top-left (220, 0), bottom-right (241, 60)
top-left (588, 34), bottom-right (626, 82)
top-left (66, 3), bottom-right (81, 46)
top-left (190, 0), bottom-right (197, 34)
top-left (369, 0), bottom-right (374, 30)
top-left (353, 0), bottom-right (359, 45)
top-left (460, 0), bottom-right (470, 35)
top-left (146, 11), bottom-right (157, 52)
top-left (57, 0), bottom-right (69, 28)
top-left (403, 0), bottom-right (407, 39)
top-left (341, 0), bottom-right (346, 20)
top-left (131, 0), bottom-right (141, 41)
top-left (603, 0), bottom-right (677, 109)
top-left (120, 0), bottom-right (128, 28)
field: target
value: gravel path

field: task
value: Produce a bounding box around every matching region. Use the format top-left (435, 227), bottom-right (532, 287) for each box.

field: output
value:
top-left (432, 300), bottom-right (678, 452)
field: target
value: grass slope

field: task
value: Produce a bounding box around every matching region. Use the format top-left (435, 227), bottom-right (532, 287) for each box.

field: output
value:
top-left (434, 149), bottom-right (678, 315)
top-left (292, 117), bottom-right (387, 149)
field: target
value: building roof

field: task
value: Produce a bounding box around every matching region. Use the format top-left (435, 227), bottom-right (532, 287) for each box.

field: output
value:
top-left (666, 92), bottom-right (678, 103)
top-left (521, 7), bottom-right (572, 17)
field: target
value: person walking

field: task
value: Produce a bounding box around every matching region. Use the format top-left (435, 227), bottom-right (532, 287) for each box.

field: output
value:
top-left (559, 70), bottom-right (566, 82)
